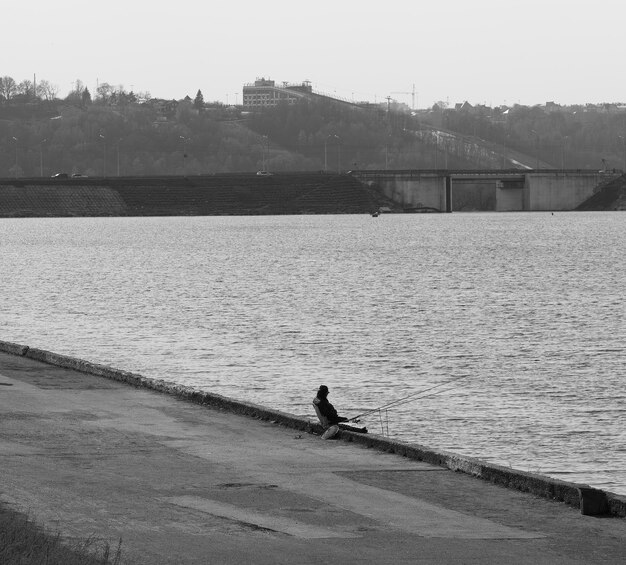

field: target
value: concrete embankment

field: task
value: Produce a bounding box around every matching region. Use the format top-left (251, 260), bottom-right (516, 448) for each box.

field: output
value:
top-left (576, 173), bottom-right (626, 211)
top-left (1, 339), bottom-right (623, 519)
top-left (2, 341), bottom-right (626, 565)
top-left (0, 173), bottom-right (396, 217)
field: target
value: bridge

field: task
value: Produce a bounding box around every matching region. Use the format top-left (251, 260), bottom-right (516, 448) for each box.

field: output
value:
top-left (351, 169), bottom-right (623, 212)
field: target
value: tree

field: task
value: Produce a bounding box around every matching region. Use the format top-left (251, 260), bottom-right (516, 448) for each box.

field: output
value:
top-left (37, 80), bottom-right (59, 101)
top-left (0, 76), bottom-right (17, 100)
top-left (194, 90), bottom-right (204, 111)
top-left (96, 82), bottom-right (114, 104)
top-left (82, 88), bottom-right (92, 106)
top-left (65, 79), bottom-right (87, 104)
top-left (17, 80), bottom-right (35, 100)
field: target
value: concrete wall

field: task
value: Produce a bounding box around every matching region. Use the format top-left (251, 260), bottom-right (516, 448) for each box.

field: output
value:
top-left (1, 339), bottom-right (624, 518)
top-left (496, 186), bottom-right (524, 211)
top-left (355, 172), bottom-right (446, 210)
top-left (452, 180), bottom-right (497, 211)
top-left (524, 172), bottom-right (619, 211)
top-left (353, 170), bottom-right (622, 212)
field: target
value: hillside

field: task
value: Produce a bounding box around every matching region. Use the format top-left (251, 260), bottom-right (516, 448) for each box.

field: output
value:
top-left (1, 92), bottom-right (625, 181)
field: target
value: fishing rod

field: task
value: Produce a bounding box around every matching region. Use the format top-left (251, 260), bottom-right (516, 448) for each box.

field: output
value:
top-left (363, 383), bottom-right (461, 436)
top-left (347, 373), bottom-right (474, 422)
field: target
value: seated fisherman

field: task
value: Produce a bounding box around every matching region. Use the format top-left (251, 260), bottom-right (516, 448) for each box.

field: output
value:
top-left (313, 385), bottom-right (367, 439)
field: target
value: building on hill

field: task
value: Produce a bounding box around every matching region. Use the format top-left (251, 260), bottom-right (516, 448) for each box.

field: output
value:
top-left (455, 101), bottom-right (473, 112)
top-left (242, 78), bottom-right (312, 109)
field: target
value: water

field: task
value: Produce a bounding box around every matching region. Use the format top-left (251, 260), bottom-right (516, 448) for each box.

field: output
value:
top-left (1, 213), bottom-right (624, 495)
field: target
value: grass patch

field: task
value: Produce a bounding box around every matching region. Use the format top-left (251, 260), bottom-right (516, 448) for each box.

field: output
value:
top-left (0, 502), bottom-right (122, 564)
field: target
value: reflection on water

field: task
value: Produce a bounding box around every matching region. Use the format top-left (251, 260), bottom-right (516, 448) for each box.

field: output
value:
top-left (1, 213), bottom-right (624, 494)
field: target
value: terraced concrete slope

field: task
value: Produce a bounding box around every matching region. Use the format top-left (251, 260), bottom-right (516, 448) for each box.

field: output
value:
top-left (0, 173), bottom-right (394, 217)
top-left (576, 174), bottom-right (626, 211)
top-left (0, 184), bottom-right (127, 217)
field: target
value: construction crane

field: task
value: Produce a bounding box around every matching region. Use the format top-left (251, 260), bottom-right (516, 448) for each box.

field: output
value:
top-left (391, 84), bottom-right (417, 110)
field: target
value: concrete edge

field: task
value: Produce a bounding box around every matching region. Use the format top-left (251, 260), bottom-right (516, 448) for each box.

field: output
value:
top-left (1, 339), bottom-right (624, 518)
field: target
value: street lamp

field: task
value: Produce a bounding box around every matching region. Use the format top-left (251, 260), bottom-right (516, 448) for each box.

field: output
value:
top-left (261, 135), bottom-right (269, 172)
top-left (531, 130), bottom-right (540, 169)
top-left (11, 136), bottom-right (19, 178)
top-left (385, 135), bottom-right (392, 170)
top-left (116, 138), bottom-right (122, 176)
top-left (39, 139), bottom-right (47, 177)
top-left (99, 134), bottom-right (106, 177)
top-left (180, 136), bottom-right (189, 175)
top-left (336, 135), bottom-right (341, 173)
top-left (561, 135), bottom-right (569, 170)
top-left (324, 134), bottom-right (339, 172)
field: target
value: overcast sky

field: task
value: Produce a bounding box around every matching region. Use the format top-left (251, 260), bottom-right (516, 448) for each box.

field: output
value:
top-left (4, 0), bottom-right (624, 108)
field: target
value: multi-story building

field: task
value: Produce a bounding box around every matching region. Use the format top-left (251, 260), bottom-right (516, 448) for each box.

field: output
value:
top-left (242, 78), bottom-right (313, 109)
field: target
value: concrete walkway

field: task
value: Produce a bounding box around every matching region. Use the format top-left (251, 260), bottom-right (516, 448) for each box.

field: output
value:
top-left (0, 351), bottom-right (624, 564)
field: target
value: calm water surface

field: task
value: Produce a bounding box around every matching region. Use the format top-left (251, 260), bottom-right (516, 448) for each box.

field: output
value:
top-left (1, 213), bottom-right (624, 495)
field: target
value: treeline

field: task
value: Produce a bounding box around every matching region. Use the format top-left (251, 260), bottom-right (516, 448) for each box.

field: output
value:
top-left (0, 97), bottom-right (264, 177)
top-left (1, 72), bottom-right (625, 177)
top-left (0, 73), bottom-right (488, 176)
top-left (0, 96), bottom-right (450, 178)
top-left (0, 75), bottom-right (272, 177)
top-left (0, 100), bottom-right (260, 177)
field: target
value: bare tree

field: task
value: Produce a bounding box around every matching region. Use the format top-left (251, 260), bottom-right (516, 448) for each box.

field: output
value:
top-left (37, 79), bottom-right (59, 101)
top-left (73, 79), bottom-right (86, 94)
top-left (17, 80), bottom-right (34, 98)
top-left (0, 76), bottom-right (18, 100)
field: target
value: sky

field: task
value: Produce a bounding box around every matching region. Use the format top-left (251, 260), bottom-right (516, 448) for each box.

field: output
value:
top-left (3, 0), bottom-right (624, 108)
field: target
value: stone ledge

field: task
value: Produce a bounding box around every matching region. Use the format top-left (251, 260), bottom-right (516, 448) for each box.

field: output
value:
top-left (1, 339), bottom-right (624, 518)
top-left (0, 340), bottom-right (29, 356)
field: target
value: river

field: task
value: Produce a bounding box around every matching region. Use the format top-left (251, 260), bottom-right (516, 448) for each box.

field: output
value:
top-left (1, 212), bottom-right (624, 495)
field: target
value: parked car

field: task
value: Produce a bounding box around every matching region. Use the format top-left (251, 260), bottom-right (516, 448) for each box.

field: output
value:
top-left (256, 170), bottom-right (273, 176)
top-left (51, 173), bottom-right (69, 179)
top-left (72, 173), bottom-right (87, 178)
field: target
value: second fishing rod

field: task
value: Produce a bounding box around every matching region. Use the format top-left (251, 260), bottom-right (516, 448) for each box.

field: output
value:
top-left (347, 372), bottom-right (475, 423)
